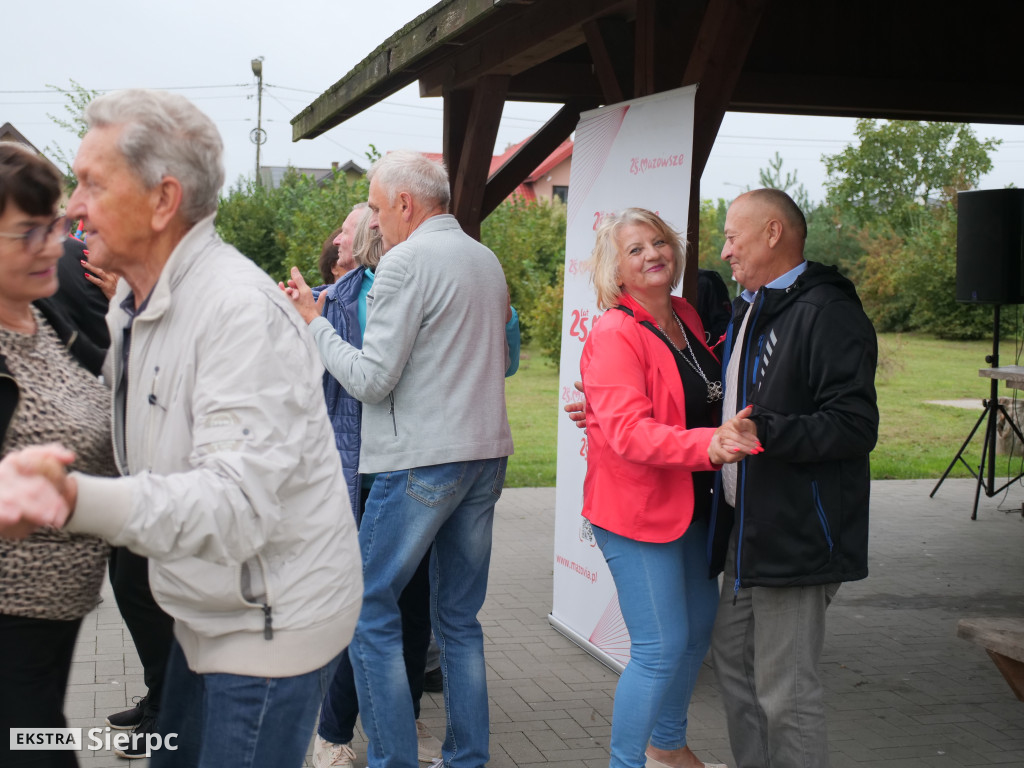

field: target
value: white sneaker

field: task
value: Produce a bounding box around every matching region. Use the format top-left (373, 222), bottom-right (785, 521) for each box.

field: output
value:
top-left (416, 720), bottom-right (442, 763)
top-left (312, 735), bottom-right (357, 768)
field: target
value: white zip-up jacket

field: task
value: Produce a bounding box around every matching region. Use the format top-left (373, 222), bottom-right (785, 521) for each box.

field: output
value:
top-left (67, 216), bottom-right (362, 677)
top-left (308, 214), bottom-right (514, 474)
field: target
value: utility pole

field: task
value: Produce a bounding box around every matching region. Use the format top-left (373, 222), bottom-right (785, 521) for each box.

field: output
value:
top-left (251, 56), bottom-right (266, 185)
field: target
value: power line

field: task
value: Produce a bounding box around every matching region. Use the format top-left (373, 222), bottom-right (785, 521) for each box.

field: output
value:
top-left (0, 83), bottom-right (250, 94)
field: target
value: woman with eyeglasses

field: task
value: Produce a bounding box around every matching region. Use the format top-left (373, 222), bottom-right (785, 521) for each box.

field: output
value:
top-left (0, 143), bottom-right (116, 768)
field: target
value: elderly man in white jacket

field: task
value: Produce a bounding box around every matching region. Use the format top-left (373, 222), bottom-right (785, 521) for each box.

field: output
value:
top-left (12, 89), bottom-right (362, 768)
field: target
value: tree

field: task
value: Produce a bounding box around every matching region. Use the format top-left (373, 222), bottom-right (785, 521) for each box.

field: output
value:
top-left (45, 79), bottom-right (98, 189)
top-left (481, 196), bottom-right (566, 346)
top-left (758, 151), bottom-right (811, 212)
top-left (823, 120), bottom-right (1002, 339)
top-left (823, 120), bottom-right (1000, 234)
top-left (215, 168), bottom-right (367, 284)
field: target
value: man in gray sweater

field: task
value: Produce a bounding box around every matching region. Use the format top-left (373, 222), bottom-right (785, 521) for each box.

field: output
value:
top-left (284, 150), bottom-right (514, 768)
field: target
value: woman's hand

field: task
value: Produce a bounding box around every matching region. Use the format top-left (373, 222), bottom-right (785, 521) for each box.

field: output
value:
top-left (81, 256), bottom-right (119, 300)
top-left (708, 405), bottom-right (762, 465)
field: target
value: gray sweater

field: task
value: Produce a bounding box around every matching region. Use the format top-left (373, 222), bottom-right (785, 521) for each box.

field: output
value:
top-left (309, 214), bottom-right (513, 474)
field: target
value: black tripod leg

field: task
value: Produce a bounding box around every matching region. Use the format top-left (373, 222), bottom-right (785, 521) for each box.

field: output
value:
top-left (974, 402), bottom-right (999, 520)
top-left (931, 405), bottom-right (989, 498)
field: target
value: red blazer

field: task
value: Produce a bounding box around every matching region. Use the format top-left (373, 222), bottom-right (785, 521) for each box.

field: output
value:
top-left (581, 293), bottom-right (718, 543)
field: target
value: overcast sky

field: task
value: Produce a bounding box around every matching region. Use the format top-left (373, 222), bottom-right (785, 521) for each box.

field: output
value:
top-left (3, 0), bottom-right (1022, 206)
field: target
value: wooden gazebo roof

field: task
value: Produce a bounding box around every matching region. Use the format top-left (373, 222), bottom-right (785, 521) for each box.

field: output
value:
top-left (291, 0), bottom-right (1024, 296)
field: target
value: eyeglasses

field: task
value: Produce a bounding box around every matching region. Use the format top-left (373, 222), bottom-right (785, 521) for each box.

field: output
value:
top-left (0, 216), bottom-right (74, 253)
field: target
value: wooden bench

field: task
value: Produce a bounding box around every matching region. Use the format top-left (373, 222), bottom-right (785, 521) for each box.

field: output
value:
top-left (957, 618), bottom-right (1024, 701)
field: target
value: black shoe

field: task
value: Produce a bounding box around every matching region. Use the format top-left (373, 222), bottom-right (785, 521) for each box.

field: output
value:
top-left (422, 667), bottom-right (443, 693)
top-left (106, 696), bottom-right (147, 730)
top-left (114, 711), bottom-right (158, 760)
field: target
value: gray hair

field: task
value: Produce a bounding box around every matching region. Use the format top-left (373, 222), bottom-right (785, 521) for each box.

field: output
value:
top-left (84, 89), bottom-right (224, 224)
top-left (352, 205), bottom-right (383, 270)
top-left (367, 150), bottom-right (450, 211)
top-left (588, 208), bottom-right (686, 311)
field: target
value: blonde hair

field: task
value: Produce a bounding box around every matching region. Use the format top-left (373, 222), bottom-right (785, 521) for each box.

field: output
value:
top-left (588, 208), bottom-right (686, 310)
top-left (352, 205), bottom-right (383, 269)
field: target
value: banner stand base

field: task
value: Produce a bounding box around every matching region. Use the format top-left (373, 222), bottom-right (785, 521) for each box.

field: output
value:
top-left (547, 614), bottom-right (625, 675)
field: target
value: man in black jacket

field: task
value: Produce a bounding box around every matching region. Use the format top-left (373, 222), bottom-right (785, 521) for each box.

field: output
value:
top-left (709, 188), bottom-right (878, 767)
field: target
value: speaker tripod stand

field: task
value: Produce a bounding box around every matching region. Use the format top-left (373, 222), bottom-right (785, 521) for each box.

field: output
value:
top-left (931, 304), bottom-right (1024, 519)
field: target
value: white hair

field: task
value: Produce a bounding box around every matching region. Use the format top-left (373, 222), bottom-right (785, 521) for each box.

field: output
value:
top-left (367, 150), bottom-right (450, 211)
top-left (84, 89), bottom-right (224, 224)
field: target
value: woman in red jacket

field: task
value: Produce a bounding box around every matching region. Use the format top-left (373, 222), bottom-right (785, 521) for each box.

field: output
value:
top-left (581, 208), bottom-right (758, 768)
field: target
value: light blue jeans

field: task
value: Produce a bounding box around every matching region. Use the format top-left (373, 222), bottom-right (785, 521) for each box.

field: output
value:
top-left (349, 458), bottom-right (507, 768)
top-left (151, 640), bottom-right (339, 768)
top-left (592, 517), bottom-right (719, 768)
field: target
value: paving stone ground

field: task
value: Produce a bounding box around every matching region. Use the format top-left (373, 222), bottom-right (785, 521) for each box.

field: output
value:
top-left (64, 480), bottom-right (1024, 767)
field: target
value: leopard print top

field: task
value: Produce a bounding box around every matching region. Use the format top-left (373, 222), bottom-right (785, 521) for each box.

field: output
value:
top-left (0, 306), bottom-right (116, 621)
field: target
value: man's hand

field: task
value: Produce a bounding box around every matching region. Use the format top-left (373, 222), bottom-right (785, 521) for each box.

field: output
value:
top-left (563, 381), bottom-right (586, 431)
top-left (279, 267), bottom-right (327, 325)
top-left (708, 405), bottom-right (762, 465)
top-left (0, 445), bottom-right (77, 539)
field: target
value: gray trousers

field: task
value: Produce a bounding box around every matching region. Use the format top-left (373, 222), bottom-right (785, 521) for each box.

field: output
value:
top-left (711, 534), bottom-right (840, 768)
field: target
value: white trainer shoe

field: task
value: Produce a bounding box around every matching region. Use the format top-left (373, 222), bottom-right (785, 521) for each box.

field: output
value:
top-left (312, 735), bottom-right (357, 768)
top-left (416, 720), bottom-right (443, 763)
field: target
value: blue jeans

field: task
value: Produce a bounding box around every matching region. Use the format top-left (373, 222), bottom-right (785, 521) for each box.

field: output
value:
top-left (349, 457), bottom-right (507, 768)
top-left (592, 517), bottom-right (719, 768)
top-left (318, 547), bottom-right (432, 743)
top-left (151, 640), bottom-right (340, 768)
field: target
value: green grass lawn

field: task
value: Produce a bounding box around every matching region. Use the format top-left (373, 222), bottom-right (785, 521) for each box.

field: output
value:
top-left (504, 335), bottom-right (1021, 487)
top-left (504, 346), bottom-right (560, 487)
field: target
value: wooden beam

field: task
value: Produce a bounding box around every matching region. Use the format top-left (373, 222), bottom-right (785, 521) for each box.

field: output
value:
top-left (419, 0), bottom-right (630, 96)
top-left (451, 75), bottom-right (510, 239)
top-left (730, 72), bottom-right (1024, 125)
top-left (293, 0), bottom-right (500, 139)
top-left (987, 650), bottom-right (1024, 702)
top-left (481, 100), bottom-right (597, 219)
top-left (634, 0), bottom-right (656, 98)
top-left (443, 88), bottom-right (473, 202)
top-left (583, 18), bottom-right (627, 104)
top-left (682, 0), bottom-right (769, 179)
top-left (676, 0), bottom-right (767, 296)
top-left (683, 177), bottom-right (701, 304)
top-left (507, 60), bottom-right (605, 103)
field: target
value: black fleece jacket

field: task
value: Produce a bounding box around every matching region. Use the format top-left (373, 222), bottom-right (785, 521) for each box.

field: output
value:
top-left (709, 261), bottom-right (879, 589)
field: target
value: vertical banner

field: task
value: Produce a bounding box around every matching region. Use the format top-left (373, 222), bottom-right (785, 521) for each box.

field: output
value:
top-left (549, 86), bottom-right (697, 669)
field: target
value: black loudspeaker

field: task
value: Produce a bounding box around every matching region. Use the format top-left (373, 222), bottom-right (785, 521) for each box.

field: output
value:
top-left (956, 188), bottom-right (1024, 304)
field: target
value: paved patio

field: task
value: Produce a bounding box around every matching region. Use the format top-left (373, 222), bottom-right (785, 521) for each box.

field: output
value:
top-left (64, 479), bottom-right (1024, 767)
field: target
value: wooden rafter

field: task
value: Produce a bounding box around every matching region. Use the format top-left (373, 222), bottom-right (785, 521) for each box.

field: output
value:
top-left (678, 0), bottom-right (767, 301)
top-left (583, 18), bottom-right (628, 104)
top-left (442, 88), bottom-right (473, 200)
top-left (418, 0), bottom-right (629, 97)
top-left (450, 75), bottom-right (510, 239)
top-left (482, 100), bottom-right (598, 219)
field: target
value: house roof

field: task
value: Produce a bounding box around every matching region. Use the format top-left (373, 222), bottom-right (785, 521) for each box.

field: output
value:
top-left (421, 137), bottom-right (573, 202)
top-left (257, 160), bottom-right (366, 189)
top-left (0, 122), bottom-right (62, 176)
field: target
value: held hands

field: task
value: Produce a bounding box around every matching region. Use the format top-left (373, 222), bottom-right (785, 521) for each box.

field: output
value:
top-left (708, 405), bottom-right (762, 465)
top-left (0, 445), bottom-right (77, 539)
top-left (278, 267), bottom-right (327, 325)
